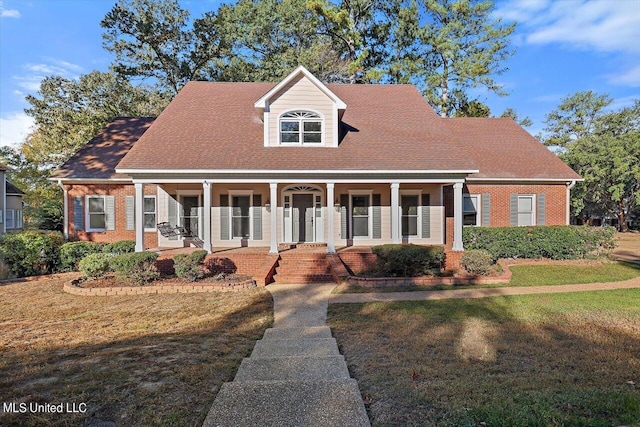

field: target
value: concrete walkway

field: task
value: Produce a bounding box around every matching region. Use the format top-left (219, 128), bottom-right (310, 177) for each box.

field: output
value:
top-left (330, 276), bottom-right (640, 304)
top-left (203, 283), bottom-right (370, 427)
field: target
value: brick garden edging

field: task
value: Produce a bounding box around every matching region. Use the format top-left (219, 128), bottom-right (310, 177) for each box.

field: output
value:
top-left (63, 278), bottom-right (256, 296)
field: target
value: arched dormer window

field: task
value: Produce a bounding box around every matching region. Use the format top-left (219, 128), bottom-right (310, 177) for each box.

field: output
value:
top-left (280, 111), bottom-right (323, 145)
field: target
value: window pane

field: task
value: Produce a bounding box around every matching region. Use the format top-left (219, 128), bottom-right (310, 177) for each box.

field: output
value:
top-left (89, 197), bottom-right (104, 213)
top-left (233, 196), bottom-right (250, 216)
top-left (144, 213), bottom-right (156, 229)
top-left (281, 121), bottom-right (299, 132)
top-left (464, 213), bottom-right (478, 226)
top-left (353, 217), bottom-right (368, 237)
top-left (232, 217), bottom-right (251, 238)
top-left (518, 196), bottom-right (533, 212)
top-left (407, 217), bottom-right (417, 236)
top-left (463, 196), bottom-right (477, 212)
top-left (401, 195), bottom-right (419, 215)
top-left (90, 214), bottom-right (106, 229)
top-left (303, 133), bottom-right (322, 143)
top-left (518, 213), bottom-right (533, 226)
top-left (281, 133), bottom-right (299, 143)
top-left (144, 197), bottom-right (155, 213)
top-left (304, 121), bottom-right (321, 132)
top-left (352, 195), bottom-right (369, 208)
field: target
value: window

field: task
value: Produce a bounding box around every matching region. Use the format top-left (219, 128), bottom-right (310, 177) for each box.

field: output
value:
top-left (463, 194), bottom-right (481, 226)
top-left (517, 195), bottom-right (535, 226)
top-left (15, 210), bottom-right (22, 229)
top-left (143, 196), bottom-right (156, 230)
top-left (232, 195), bottom-right (251, 238)
top-left (5, 209), bottom-right (14, 229)
top-left (87, 196), bottom-right (106, 231)
top-left (351, 195), bottom-right (370, 237)
top-left (280, 111), bottom-right (322, 144)
top-left (401, 195), bottom-right (419, 236)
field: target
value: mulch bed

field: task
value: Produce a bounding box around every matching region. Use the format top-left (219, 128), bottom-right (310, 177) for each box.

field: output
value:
top-left (76, 273), bottom-right (254, 288)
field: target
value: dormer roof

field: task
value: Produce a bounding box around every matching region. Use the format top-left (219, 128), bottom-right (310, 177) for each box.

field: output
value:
top-left (254, 65), bottom-right (347, 110)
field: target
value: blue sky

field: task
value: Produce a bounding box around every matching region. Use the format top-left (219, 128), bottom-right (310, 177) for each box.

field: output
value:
top-left (1, 0), bottom-right (639, 147)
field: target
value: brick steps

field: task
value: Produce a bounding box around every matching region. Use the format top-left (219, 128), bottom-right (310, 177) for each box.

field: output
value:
top-left (272, 249), bottom-right (336, 284)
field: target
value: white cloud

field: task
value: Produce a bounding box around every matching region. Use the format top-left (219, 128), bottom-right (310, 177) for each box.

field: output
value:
top-left (495, 0), bottom-right (640, 54)
top-left (12, 58), bottom-right (83, 93)
top-left (0, 112), bottom-right (34, 146)
top-left (606, 64), bottom-right (640, 87)
top-left (0, 1), bottom-right (20, 18)
top-left (609, 94), bottom-right (640, 110)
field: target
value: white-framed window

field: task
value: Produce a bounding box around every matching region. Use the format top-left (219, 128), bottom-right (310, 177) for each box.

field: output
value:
top-left (350, 193), bottom-right (371, 238)
top-left (0, 210), bottom-right (3, 223)
top-left (15, 210), bottom-right (22, 229)
top-left (143, 196), bottom-right (156, 231)
top-left (230, 191), bottom-right (253, 239)
top-left (5, 209), bottom-right (14, 229)
top-left (86, 195), bottom-right (106, 231)
top-left (463, 194), bottom-right (481, 226)
top-left (517, 195), bottom-right (536, 226)
top-left (279, 111), bottom-right (323, 145)
top-left (401, 193), bottom-right (420, 237)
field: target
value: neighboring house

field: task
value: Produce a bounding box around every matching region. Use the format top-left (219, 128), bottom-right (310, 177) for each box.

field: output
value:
top-left (0, 163), bottom-right (25, 234)
top-left (51, 66), bottom-right (581, 259)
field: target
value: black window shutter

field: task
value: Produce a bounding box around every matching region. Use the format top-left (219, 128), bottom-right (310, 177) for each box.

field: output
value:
top-left (372, 194), bottom-right (381, 239)
top-left (422, 194), bottom-right (431, 238)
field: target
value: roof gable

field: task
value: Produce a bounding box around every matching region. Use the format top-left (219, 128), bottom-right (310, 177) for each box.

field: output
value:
top-left (254, 65), bottom-right (346, 110)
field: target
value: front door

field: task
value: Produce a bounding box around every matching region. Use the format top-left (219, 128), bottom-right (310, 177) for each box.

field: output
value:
top-left (292, 194), bottom-right (314, 243)
top-left (181, 196), bottom-right (200, 238)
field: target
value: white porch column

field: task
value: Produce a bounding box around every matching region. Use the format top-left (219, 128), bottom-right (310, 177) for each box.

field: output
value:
top-left (269, 182), bottom-right (278, 254)
top-left (58, 180), bottom-right (69, 239)
top-left (326, 182), bottom-right (335, 253)
top-left (134, 182), bottom-right (145, 252)
top-left (203, 181), bottom-right (212, 253)
top-left (390, 182), bottom-right (400, 244)
top-left (453, 182), bottom-right (464, 251)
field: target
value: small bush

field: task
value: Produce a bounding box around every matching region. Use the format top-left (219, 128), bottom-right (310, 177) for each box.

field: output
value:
top-left (371, 244), bottom-right (444, 277)
top-left (111, 252), bottom-right (159, 285)
top-left (59, 241), bottom-right (106, 272)
top-left (174, 250), bottom-right (208, 282)
top-left (0, 230), bottom-right (64, 278)
top-left (103, 240), bottom-right (136, 255)
top-left (463, 225), bottom-right (616, 260)
top-left (460, 249), bottom-right (495, 276)
top-left (78, 253), bottom-right (112, 279)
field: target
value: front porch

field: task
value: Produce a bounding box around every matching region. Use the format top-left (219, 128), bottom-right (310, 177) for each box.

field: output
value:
top-left (133, 180), bottom-right (467, 255)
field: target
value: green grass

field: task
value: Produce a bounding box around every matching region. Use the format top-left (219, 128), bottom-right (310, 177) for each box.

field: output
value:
top-left (329, 289), bottom-right (640, 426)
top-left (508, 262), bottom-right (640, 287)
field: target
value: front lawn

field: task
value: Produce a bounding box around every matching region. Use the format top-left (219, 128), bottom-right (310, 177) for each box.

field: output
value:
top-left (0, 275), bottom-right (273, 426)
top-left (328, 290), bottom-right (640, 426)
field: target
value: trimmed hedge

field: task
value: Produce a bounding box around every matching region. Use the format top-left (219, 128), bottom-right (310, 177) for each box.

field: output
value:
top-left (174, 250), bottom-right (208, 282)
top-left (78, 253), bottom-right (112, 279)
top-left (0, 231), bottom-right (64, 278)
top-left (59, 241), bottom-right (106, 272)
top-left (371, 244), bottom-right (444, 277)
top-left (103, 240), bottom-right (136, 255)
top-left (463, 225), bottom-right (616, 260)
top-left (111, 252), bottom-right (159, 285)
top-left (460, 249), bottom-right (495, 276)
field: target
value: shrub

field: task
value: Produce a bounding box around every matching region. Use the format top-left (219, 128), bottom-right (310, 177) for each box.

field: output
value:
top-left (174, 250), bottom-right (208, 282)
top-left (111, 252), bottom-right (159, 285)
top-left (0, 231), bottom-right (64, 278)
top-left (463, 225), bottom-right (616, 260)
top-left (78, 253), bottom-right (112, 279)
top-left (59, 241), bottom-right (106, 272)
top-left (371, 244), bottom-right (444, 277)
top-left (460, 249), bottom-right (495, 276)
top-left (103, 240), bottom-right (136, 255)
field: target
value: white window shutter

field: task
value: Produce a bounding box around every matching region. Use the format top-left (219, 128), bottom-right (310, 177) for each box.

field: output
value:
top-left (105, 196), bottom-right (115, 231)
top-left (125, 196), bottom-right (135, 230)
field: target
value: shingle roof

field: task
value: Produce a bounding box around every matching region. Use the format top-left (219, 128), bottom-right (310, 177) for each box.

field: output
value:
top-left (51, 117), bottom-right (155, 180)
top-left (54, 82), bottom-right (580, 181)
top-left (6, 181), bottom-right (24, 195)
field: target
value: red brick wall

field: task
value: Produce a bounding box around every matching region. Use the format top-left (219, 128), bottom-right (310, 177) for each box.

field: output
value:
top-left (65, 183), bottom-right (159, 249)
top-left (338, 250), bottom-right (378, 275)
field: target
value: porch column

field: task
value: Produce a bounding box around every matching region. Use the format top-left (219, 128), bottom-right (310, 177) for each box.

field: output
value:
top-left (453, 182), bottom-right (464, 251)
top-left (390, 182), bottom-right (400, 244)
top-left (326, 182), bottom-right (335, 253)
top-left (134, 182), bottom-right (145, 252)
top-left (269, 182), bottom-right (278, 254)
top-left (203, 181), bottom-right (212, 253)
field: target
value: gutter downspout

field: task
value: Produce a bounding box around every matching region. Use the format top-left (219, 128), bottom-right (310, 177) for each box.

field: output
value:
top-left (58, 180), bottom-right (69, 239)
top-left (566, 180), bottom-right (577, 225)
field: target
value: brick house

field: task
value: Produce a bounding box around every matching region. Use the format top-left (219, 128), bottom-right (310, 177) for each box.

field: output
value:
top-left (51, 66), bottom-right (581, 260)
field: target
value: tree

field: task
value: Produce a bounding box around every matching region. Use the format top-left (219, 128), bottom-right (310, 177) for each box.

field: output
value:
top-left (561, 100), bottom-right (640, 231)
top-left (454, 99), bottom-right (490, 117)
top-left (398, 0), bottom-right (515, 117)
top-left (101, 0), bottom-right (229, 93)
top-left (542, 91), bottom-right (612, 150)
top-left (500, 107), bottom-right (532, 127)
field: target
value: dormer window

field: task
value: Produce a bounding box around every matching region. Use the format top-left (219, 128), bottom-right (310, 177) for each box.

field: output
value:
top-left (280, 111), bottom-right (323, 145)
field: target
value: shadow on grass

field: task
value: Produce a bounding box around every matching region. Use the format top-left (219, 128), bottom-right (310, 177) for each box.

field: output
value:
top-left (0, 288), bottom-right (273, 427)
top-left (329, 290), bottom-right (640, 426)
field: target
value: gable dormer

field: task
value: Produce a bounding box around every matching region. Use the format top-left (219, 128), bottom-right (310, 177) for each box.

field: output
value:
top-left (254, 66), bottom-right (346, 148)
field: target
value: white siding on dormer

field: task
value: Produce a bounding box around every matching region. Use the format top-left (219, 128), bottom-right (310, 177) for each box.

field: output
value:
top-left (268, 75), bottom-right (336, 147)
